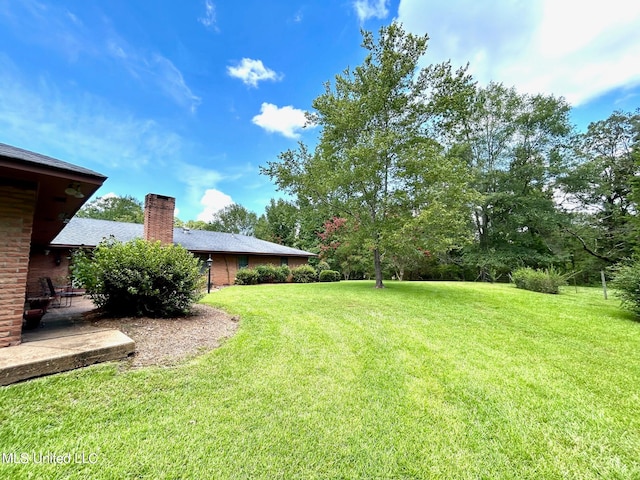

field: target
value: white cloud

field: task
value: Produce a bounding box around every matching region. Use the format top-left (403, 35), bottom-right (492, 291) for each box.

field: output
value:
top-left (178, 162), bottom-right (224, 194)
top-left (227, 58), bottom-right (281, 88)
top-left (197, 189), bottom-right (233, 221)
top-left (150, 54), bottom-right (202, 113)
top-left (252, 103), bottom-right (312, 139)
top-left (354, 0), bottom-right (389, 22)
top-left (176, 162), bottom-right (231, 218)
top-left (397, 0), bottom-right (640, 106)
top-left (198, 0), bottom-right (217, 30)
top-left (107, 37), bottom-right (201, 113)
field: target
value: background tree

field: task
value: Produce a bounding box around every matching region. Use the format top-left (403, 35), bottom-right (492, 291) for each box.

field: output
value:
top-left (263, 23), bottom-right (474, 288)
top-left (77, 194), bottom-right (144, 223)
top-left (207, 203), bottom-right (258, 236)
top-left (560, 110), bottom-right (640, 267)
top-left (254, 198), bottom-right (299, 246)
top-left (434, 82), bottom-right (573, 280)
top-left (317, 216), bottom-right (371, 279)
top-left (174, 219), bottom-right (211, 231)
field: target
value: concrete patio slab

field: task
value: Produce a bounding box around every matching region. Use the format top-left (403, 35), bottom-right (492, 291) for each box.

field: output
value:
top-left (1, 298), bottom-right (135, 386)
top-left (0, 329), bottom-right (135, 386)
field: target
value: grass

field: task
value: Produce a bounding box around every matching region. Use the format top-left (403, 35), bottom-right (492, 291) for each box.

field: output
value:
top-left (1, 281), bottom-right (639, 479)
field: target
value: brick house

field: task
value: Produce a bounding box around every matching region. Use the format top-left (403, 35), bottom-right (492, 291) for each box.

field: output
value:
top-left (42, 193), bottom-right (315, 287)
top-left (0, 143), bottom-right (106, 348)
top-left (1, 144), bottom-right (311, 350)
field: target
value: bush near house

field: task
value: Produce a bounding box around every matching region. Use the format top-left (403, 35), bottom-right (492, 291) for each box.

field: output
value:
top-left (610, 256), bottom-right (640, 316)
top-left (275, 265), bottom-right (291, 283)
top-left (234, 268), bottom-right (259, 285)
top-left (255, 264), bottom-right (290, 284)
top-left (72, 238), bottom-right (204, 317)
top-left (291, 264), bottom-right (318, 283)
top-left (235, 264), bottom-right (319, 285)
top-left (316, 261), bottom-right (331, 273)
top-left (319, 270), bottom-right (341, 282)
top-left (234, 264), bottom-right (324, 285)
top-left (511, 267), bottom-right (567, 294)
top-left (235, 265), bottom-right (290, 285)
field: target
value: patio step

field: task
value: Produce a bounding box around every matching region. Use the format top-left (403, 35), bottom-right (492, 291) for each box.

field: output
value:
top-left (0, 330), bottom-right (135, 386)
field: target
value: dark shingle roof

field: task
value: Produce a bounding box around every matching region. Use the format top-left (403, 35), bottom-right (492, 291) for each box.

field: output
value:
top-left (52, 217), bottom-right (314, 257)
top-left (0, 142), bottom-right (105, 179)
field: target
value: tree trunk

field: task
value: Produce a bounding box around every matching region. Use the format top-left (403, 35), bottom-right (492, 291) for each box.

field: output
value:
top-left (374, 248), bottom-right (384, 288)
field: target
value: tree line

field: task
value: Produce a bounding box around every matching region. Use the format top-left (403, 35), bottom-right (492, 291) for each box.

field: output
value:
top-left (79, 23), bottom-right (639, 288)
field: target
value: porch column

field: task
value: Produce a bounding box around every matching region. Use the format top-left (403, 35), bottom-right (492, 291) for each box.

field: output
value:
top-left (0, 182), bottom-right (37, 347)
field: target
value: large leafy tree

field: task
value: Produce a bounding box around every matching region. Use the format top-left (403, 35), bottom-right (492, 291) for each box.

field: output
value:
top-left (207, 203), bottom-right (258, 236)
top-left (262, 23), bottom-right (474, 288)
top-left (254, 198), bottom-right (300, 246)
top-left (438, 82), bottom-right (573, 279)
top-left (76, 195), bottom-right (144, 223)
top-left (560, 110), bottom-right (640, 264)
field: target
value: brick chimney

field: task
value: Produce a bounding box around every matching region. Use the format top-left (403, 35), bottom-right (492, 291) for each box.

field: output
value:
top-left (143, 193), bottom-right (175, 244)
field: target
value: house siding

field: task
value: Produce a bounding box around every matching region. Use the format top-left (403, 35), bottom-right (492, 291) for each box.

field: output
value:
top-left (0, 184), bottom-right (37, 347)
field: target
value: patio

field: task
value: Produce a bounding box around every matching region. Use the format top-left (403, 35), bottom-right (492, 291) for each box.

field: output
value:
top-left (0, 297), bottom-right (135, 386)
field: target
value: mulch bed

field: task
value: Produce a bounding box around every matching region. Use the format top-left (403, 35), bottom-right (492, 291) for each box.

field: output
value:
top-left (84, 302), bottom-right (239, 368)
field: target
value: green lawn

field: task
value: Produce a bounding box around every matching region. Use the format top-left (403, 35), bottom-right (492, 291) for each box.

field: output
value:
top-left (1, 281), bottom-right (639, 479)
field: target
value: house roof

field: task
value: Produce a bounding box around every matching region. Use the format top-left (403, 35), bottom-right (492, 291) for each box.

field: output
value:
top-left (0, 143), bottom-right (106, 246)
top-left (0, 143), bottom-right (105, 179)
top-left (51, 217), bottom-right (315, 257)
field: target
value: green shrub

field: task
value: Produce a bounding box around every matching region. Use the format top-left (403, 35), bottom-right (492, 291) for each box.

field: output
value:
top-left (319, 270), bottom-right (341, 282)
top-left (275, 265), bottom-right (290, 283)
top-left (316, 261), bottom-right (331, 273)
top-left (72, 238), bottom-right (204, 317)
top-left (235, 268), bottom-right (259, 285)
top-left (291, 264), bottom-right (318, 283)
top-left (511, 267), bottom-right (566, 294)
top-left (255, 264), bottom-right (279, 283)
top-left (610, 257), bottom-right (640, 316)
top-left (235, 264), bottom-right (290, 285)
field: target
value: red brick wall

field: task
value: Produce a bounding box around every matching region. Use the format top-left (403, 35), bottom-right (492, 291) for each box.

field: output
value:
top-left (0, 184), bottom-right (37, 347)
top-left (144, 194), bottom-right (175, 245)
top-left (26, 249), bottom-right (72, 297)
top-left (283, 257), bottom-right (307, 270)
top-left (208, 254), bottom-right (236, 286)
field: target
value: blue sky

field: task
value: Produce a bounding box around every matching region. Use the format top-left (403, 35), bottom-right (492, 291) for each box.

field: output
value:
top-left (1, 0), bottom-right (639, 221)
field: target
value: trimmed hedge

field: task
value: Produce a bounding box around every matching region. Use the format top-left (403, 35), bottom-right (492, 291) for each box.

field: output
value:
top-left (511, 267), bottom-right (566, 294)
top-left (255, 264), bottom-right (285, 283)
top-left (235, 264), bottom-right (290, 285)
top-left (291, 265), bottom-right (318, 283)
top-left (235, 268), bottom-right (259, 285)
top-left (234, 264), bottom-right (338, 285)
top-left (319, 270), bottom-right (341, 282)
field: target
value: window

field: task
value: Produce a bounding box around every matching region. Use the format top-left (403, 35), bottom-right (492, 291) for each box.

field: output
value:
top-left (238, 255), bottom-right (249, 269)
top-left (280, 257), bottom-right (289, 266)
